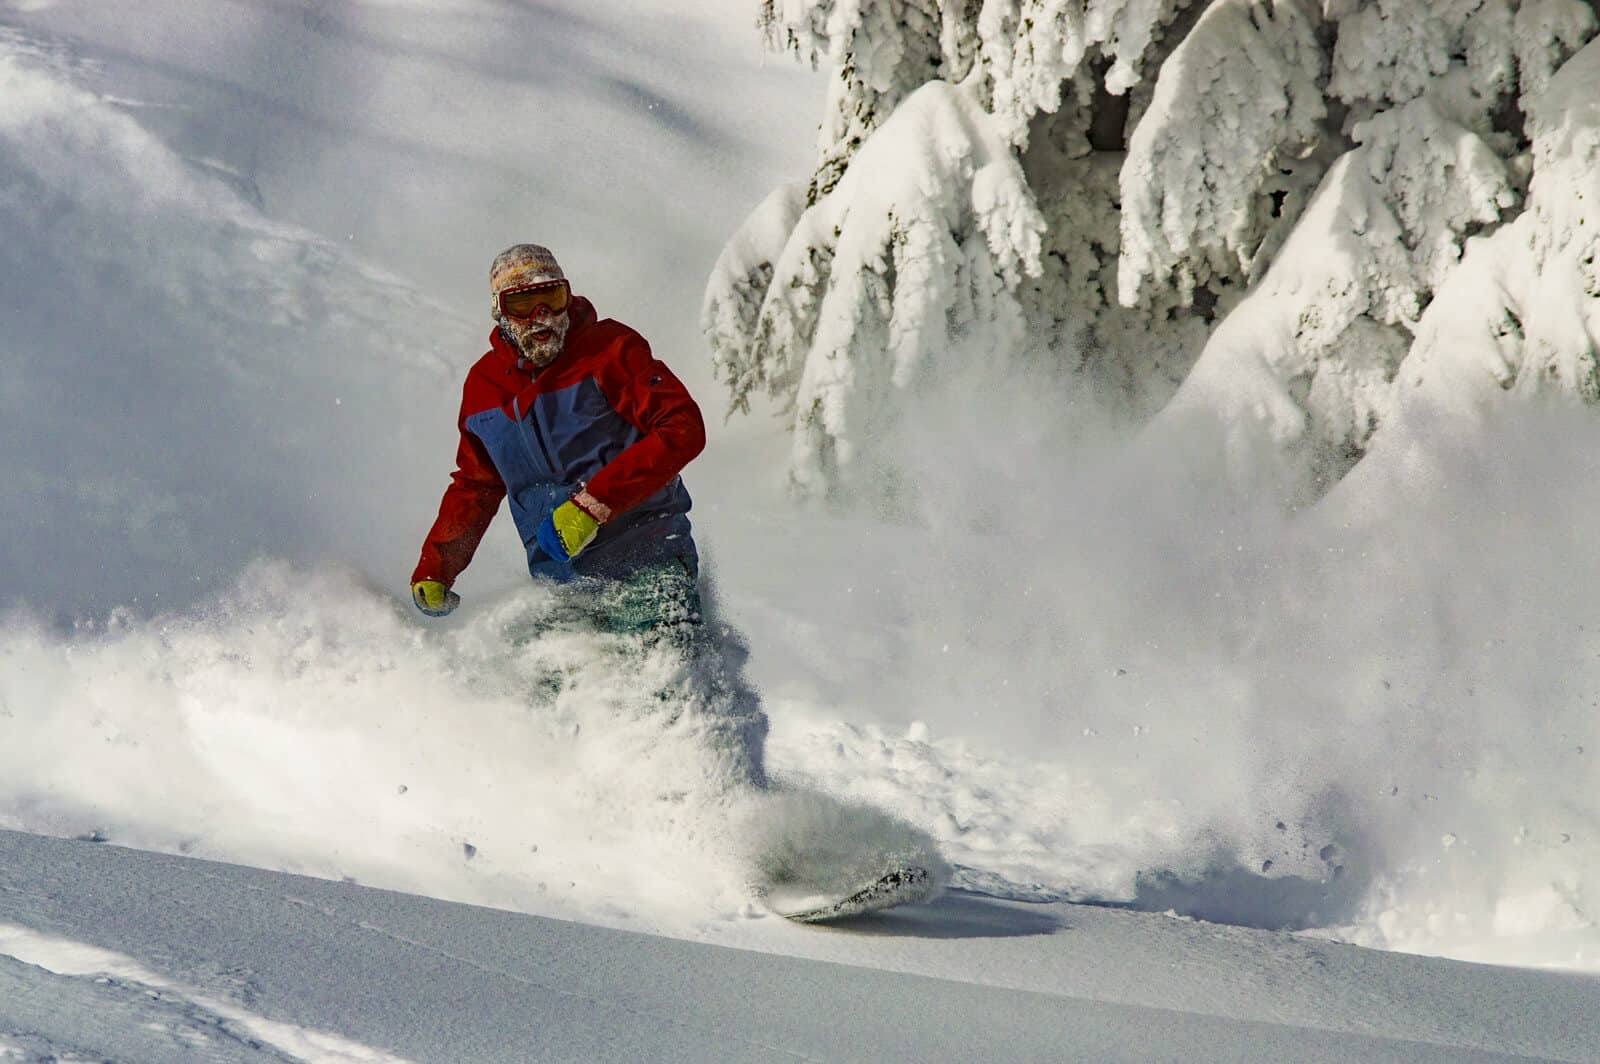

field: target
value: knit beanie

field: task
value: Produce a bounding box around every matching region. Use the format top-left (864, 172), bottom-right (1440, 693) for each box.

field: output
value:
top-left (489, 244), bottom-right (565, 319)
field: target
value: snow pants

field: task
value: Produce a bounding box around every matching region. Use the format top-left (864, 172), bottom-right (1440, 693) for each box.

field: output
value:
top-left (527, 554), bottom-right (764, 788)
top-left (588, 556), bottom-right (702, 637)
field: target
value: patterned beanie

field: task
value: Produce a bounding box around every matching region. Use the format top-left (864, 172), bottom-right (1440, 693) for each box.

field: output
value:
top-left (489, 243), bottom-right (565, 318)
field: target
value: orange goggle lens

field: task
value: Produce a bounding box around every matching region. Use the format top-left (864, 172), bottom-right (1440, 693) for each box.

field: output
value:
top-left (499, 280), bottom-right (570, 319)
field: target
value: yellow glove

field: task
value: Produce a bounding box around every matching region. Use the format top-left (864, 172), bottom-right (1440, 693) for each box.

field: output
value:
top-left (536, 498), bottom-right (601, 563)
top-left (411, 579), bottom-right (460, 617)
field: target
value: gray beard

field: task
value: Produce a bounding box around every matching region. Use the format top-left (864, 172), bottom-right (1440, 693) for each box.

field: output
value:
top-left (499, 312), bottom-right (570, 367)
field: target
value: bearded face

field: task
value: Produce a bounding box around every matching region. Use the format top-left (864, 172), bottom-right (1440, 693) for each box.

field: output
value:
top-left (498, 307), bottom-right (570, 367)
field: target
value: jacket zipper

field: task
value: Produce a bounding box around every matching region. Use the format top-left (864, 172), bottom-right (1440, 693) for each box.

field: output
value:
top-left (513, 394), bottom-right (560, 479)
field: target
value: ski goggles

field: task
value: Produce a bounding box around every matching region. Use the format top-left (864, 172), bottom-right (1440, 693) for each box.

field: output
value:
top-left (498, 279), bottom-right (570, 319)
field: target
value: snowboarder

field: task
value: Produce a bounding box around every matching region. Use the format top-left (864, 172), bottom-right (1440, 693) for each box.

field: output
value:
top-left (410, 244), bottom-right (706, 633)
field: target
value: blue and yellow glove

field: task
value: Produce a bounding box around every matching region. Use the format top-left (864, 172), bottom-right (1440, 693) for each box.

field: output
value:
top-left (411, 579), bottom-right (460, 617)
top-left (536, 497), bottom-right (601, 564)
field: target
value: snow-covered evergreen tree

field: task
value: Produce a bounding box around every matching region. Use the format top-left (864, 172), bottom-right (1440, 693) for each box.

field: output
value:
top-left (1382, 30), bottom-right (1600, 421)
top-left (705, 0), bottom-right (1600, 497)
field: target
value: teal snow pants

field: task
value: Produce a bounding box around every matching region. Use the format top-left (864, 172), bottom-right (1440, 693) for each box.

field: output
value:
top-left (590, 557), bottom-right (702, 636)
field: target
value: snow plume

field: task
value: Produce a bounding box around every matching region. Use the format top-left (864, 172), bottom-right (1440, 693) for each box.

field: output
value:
top-left (1305, 407), bottom-right (1600, 969)
top-left (703, 79), bottom-right (1044, 497)
top-left (0, 562), bottom-right (941, 933)
top-left (743, 786), bottom-right (951, 911)
top-left (712, 354), bottom-right (1600, 968)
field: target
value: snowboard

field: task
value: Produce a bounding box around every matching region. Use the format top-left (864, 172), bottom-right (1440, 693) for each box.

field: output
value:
top-left (769, 866), bottom-right (935, 923)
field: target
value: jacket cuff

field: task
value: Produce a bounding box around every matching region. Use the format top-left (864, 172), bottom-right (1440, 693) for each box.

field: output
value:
top-left (571, 488), bottom-right (612, 523)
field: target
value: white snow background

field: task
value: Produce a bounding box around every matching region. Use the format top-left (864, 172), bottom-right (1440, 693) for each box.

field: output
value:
top-left (0, 0), bottom-right (1597, 992)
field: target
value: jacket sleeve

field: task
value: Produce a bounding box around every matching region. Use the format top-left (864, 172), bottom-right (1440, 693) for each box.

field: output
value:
top-left (412, 380), bottom-right (507, 587)
top-left (583, 332), bottom-right (706, 516)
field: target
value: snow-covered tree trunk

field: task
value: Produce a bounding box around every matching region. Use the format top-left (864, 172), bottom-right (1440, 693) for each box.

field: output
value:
top-left (706, 0), bottom-right (1600, 499)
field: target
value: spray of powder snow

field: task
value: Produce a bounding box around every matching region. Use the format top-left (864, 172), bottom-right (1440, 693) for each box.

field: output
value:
top-left (0, 563), bottom-right (944, 933)
top-left (714, 355), bottom-right (1600, 970)
top-left (0, 24), bottom-right (940, 936)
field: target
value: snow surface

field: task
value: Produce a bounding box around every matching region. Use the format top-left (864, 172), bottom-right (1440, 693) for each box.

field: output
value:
top-left (0, 920), bottom-right (407, 1064)
top-left (3, 6), bottom-right (1600, 1053)
top-left (3, 829), bottom-right (1595, 1062)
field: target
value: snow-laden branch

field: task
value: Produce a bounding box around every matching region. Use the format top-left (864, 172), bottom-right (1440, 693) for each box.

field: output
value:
top-left (764, 1), bottom-right (1188, 183)
top-left (704, 79), bottom-right (1044, 495)
top-left (1117, 0), bottom-right (1327, 308)
top-left (1328, 0), bottom-right (1515, 114)
top-left (1158, 93), bottom-right (1514, 484)
top-left (760, 0), bottom-right (976, 198)
top-left (1512, 0), bottom-right (1597, 110)
top-left (702, 183), bottom-right (810, 417)
top-left (759, 0), bottom-right (945, 72)
top-left (1390, 36), bottom-right (1600, 419)
top-left (978, 0), bottom-right (1183, 146)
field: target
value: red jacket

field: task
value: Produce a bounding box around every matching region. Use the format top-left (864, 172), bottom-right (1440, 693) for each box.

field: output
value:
top-left (413, 296), bottom-right (705, 586)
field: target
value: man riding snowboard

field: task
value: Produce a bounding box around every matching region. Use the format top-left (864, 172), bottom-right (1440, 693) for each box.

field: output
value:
top-left (407, 248), bottom-right (938, 918)
top-left (410, 244), bottom-right (706, 632)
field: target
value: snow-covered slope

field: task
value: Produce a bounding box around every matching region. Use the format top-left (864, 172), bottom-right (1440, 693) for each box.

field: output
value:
top-left (3, 0), bottom-right (1600, 1009)
top-left (3, 830), bottom-right (1595, 1063)
top-left (0, 23), bottom-right (463, 617)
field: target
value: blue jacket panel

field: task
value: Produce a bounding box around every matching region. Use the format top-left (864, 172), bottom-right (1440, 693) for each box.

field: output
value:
top-left (465, 379), bottom-right (696, 582)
